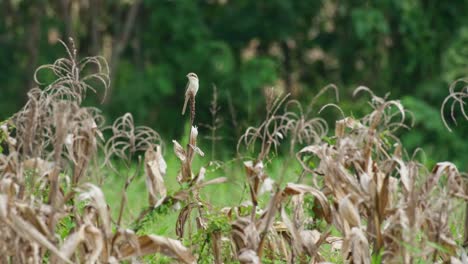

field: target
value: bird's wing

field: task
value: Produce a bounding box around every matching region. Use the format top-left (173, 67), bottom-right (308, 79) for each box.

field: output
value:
top-left (184, 80), bottom-right (190, 95)
top-left (182, 80), bottom-right (190, 115)
top-left (182, 96), bottom-right (189, 115)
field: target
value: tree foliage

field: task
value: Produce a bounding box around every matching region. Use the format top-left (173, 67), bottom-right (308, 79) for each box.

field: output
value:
top-left (0, 0), bottom-right (467, 168)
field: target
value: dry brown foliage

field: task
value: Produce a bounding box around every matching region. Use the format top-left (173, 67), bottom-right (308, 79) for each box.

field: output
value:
top-left (0, 39), bottom-right (467, 264)
top-left (0, 39), bottom-right (195, 263)
top-left (441, 78), bottom-right (468, 131)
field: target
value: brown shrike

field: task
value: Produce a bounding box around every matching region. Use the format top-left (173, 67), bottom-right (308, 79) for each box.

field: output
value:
top-left (182, 72), bottom-right (199, 115)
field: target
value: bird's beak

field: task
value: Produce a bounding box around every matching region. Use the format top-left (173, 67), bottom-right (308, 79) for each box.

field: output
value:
top-left (186, 74), bottom-right (190, 78)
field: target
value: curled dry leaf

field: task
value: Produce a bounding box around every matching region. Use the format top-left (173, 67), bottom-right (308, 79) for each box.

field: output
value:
top-left (394, 158), bottom-right (411, 193)
top-left (144, 145), bottom-right (167, 208)
top-left (244, 161), bottom-right (266, 181)
top-left (60, 225), bottom-right (87, 260)
top-left (326, 236), bottom-right (343, 251)
top-left (77, 183), bottom-right (111, 236)
top-left (22, 158), bottom-right (55, 178)
top-left (173, 140), bottom-right (187, 162)
top-left (188, 126), bottom-right (204, 158)
top-left (190, 144), bottom-right (205, 157)
top-left (284, 183), bottom-right (331, 223)
top-left (59, 224), bottom-right (103, 263)
top-left (238, 249), bottom-right (260, 264)
top-left (196, 176), bottom-right (228, 189)
top-left (103, 113), bottom-right (162, 167)
top-left (118, 234), bottom-right (196, 264)
top-left (280, 207), bottom-right (311, 259)
top-left (232, 217), bottom-right (260, 256)
top-left (6, 213), bottom-right (72, 264)
top-left (428, 162), bottom-right (465, 196)
top-left (0, 194), bottom-right (8, 219)
top-left (176, 203), bottom-right (195, 238)
top-left (342, 227), bottom-right (370, 264)
top-left (335, 117), bottom-right (364, 138)
top-left (193, 166), bottom-right (206, 185)
top-left (173, 139), bottom-right (191, 183)
top-left (244, 160), bottom-right (267, 205)
top-left (338, 196), bottom-right (361, 232)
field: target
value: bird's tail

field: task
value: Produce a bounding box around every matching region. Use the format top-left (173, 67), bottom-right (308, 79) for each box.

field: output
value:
top-left (182, 96), bottom-right (189, 115)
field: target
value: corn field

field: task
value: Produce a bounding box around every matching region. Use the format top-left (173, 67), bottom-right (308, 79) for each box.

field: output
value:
top-left (0, 40), bottom-right (467, 264)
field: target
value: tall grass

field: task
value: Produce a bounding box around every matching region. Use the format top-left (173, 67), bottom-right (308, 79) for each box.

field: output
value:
top-left (0, 39), bottom-right (467, 263)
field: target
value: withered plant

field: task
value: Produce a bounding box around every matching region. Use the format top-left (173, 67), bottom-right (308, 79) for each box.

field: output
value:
top-left (294, 87), bottom-right (467, 263)
top-left (441, 77), bottom-right (468, 250)
top-left (0, 39), bottom-right (195, 263)
top-left (1, 38), bottom-right (467, 264)
top-left (227, 86), bottom-right (467, 263)
top-left (441, 78), bottom-right (468, 132)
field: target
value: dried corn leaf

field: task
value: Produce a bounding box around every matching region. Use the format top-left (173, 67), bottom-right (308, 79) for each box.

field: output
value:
top-left (7, 213), bottom-right (72, 264)
top-left (118, 234), bottom-right (195, 264)
top-left (232, 217), bottom-right (260, 252)
top-left (20, 206), bottom-right (51, 239)
top-left (172, 140), bottom-right (186, 162)
top-left (176, 203), bottom-right (195, 238)
top-left (394, 158), bottom-right (410, 193)
top-left (0, 194), bottom-right (8, 219)
top-left (325, 236), bottom-right (343, 251)
top-left (77, 183), bottom-right (111, 236)
top-left (280, 207), bottom-right (303, 256)
top-left (430, 162), bottom-right (464, 195)
top-left (59, 225), bottom-right (86, 260)
top-left (284, 183), bottom-right (331, 223)
top-left (144, 146), bottom-right (167, 207)
top-left (338, 196), bottom-right (361, 231)
top-left (342, 227), bottom-right (370, 264)
top-left (196, 177), bottom-right (228, 189)
top-left (238, 249), bottom-right (260, 264)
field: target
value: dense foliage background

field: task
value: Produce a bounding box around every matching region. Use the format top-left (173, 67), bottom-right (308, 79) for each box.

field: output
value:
top-left (0, 0), bottom-right (467, 169)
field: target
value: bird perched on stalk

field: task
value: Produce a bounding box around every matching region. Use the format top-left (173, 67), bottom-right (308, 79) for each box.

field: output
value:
top-left (182, 72), bottom-right (199, 115)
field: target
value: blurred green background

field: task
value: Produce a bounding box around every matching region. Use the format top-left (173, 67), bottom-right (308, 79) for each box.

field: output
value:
top-left (0, 0), bottom-right (467, 169)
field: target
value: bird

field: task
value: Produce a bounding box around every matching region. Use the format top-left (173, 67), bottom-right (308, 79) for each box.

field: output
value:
top-left (182, 72), bottom-right (199, 115)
